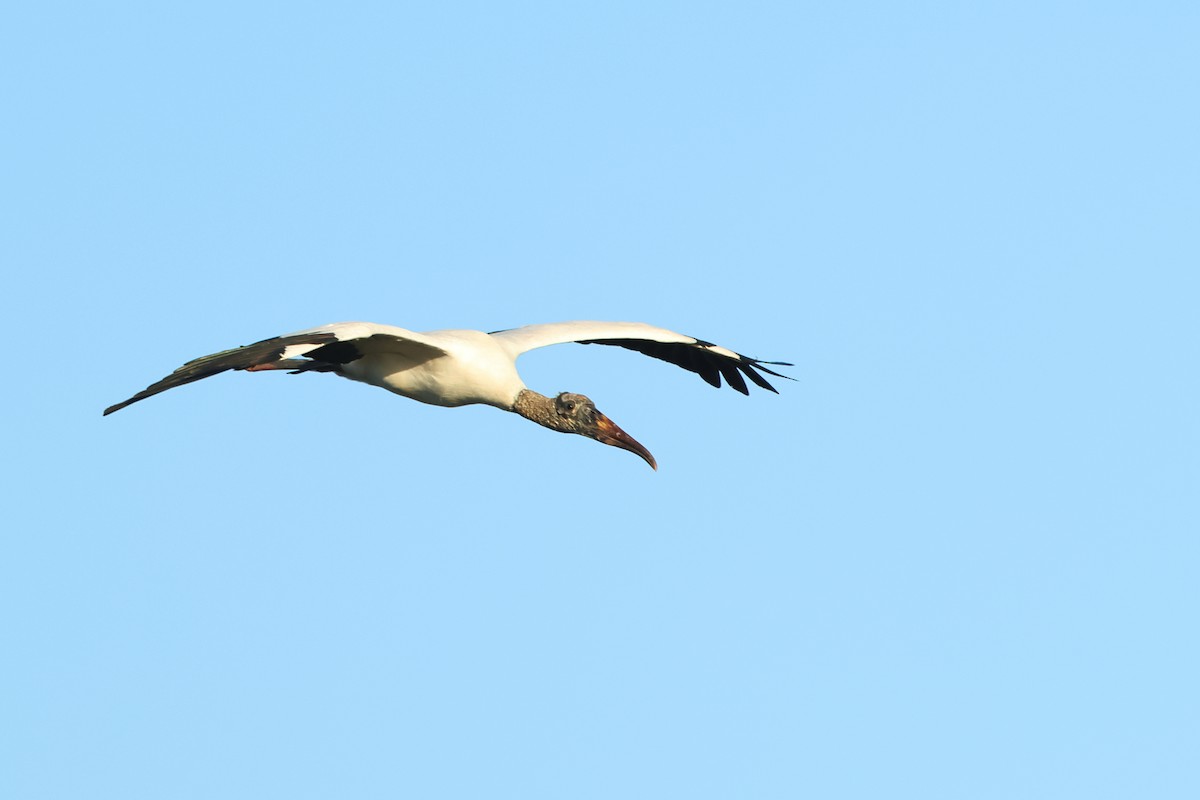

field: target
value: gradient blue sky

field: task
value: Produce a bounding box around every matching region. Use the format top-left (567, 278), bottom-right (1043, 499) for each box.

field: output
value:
top-left (4, 2), bottom-right (1198, 798)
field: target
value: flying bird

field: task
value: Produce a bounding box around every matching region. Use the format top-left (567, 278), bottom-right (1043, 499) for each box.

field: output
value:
top-left (103, 321), bottom-right (792, 468)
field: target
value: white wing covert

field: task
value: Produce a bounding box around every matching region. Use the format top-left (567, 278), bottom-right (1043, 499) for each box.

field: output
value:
top-left (489, 321), bottom-right (792, 395)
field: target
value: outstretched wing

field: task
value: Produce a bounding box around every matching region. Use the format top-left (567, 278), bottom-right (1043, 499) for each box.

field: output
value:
top-left (102, 322), bottom-right (446, 416)
top-left (489, 321), bottom-right (792, 395)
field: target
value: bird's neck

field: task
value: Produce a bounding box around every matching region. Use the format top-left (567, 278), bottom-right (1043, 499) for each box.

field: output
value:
top-left (512, 389), bottom-right (567, 432)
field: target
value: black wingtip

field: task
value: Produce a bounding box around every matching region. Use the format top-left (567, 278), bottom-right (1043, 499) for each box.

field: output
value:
top-left (575, 336), bottom-right (793, 395)
top-left (753, 362), bottom-right (796, 382)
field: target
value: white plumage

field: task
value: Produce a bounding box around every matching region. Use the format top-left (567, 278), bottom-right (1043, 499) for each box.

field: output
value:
top-left (104, 320), bottom-right (792, 469)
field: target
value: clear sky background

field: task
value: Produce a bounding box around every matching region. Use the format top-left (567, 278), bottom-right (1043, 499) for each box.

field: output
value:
top-left (3, 2), bottom-right (1197, 798)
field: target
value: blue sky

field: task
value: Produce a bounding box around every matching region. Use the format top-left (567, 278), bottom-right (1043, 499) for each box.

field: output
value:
top-left (3, 2), bottom-right (1197, 798)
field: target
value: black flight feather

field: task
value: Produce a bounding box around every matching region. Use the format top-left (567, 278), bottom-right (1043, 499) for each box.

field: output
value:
top-left (577, 338), bottom-right (793, 394)
top-left (102, 331), bottom-right (341, 416)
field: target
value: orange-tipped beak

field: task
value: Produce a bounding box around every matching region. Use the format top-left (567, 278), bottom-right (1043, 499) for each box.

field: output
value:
top-left (593, 412), bottom-right (657, 470)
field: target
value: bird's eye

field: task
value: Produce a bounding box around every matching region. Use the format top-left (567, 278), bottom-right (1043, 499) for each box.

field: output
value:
top-left (562, 400), bottom-right (576, 413)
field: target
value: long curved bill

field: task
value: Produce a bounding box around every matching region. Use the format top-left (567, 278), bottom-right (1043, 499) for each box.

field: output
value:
top-left (593, 411), bottom-right (657, 470)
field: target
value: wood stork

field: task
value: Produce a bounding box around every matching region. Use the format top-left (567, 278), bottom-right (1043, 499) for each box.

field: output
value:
top-left (103, 321), bottom-right (792, 468)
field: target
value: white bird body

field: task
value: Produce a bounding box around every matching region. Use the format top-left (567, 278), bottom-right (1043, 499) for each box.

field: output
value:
top-left (341, 329), bottom-right (526, 409)
top-left (104, 319), bottom-right (792, 468)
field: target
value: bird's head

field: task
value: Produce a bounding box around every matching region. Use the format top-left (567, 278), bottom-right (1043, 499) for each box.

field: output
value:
top-left (550, 392), bottom-right (657, 470)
